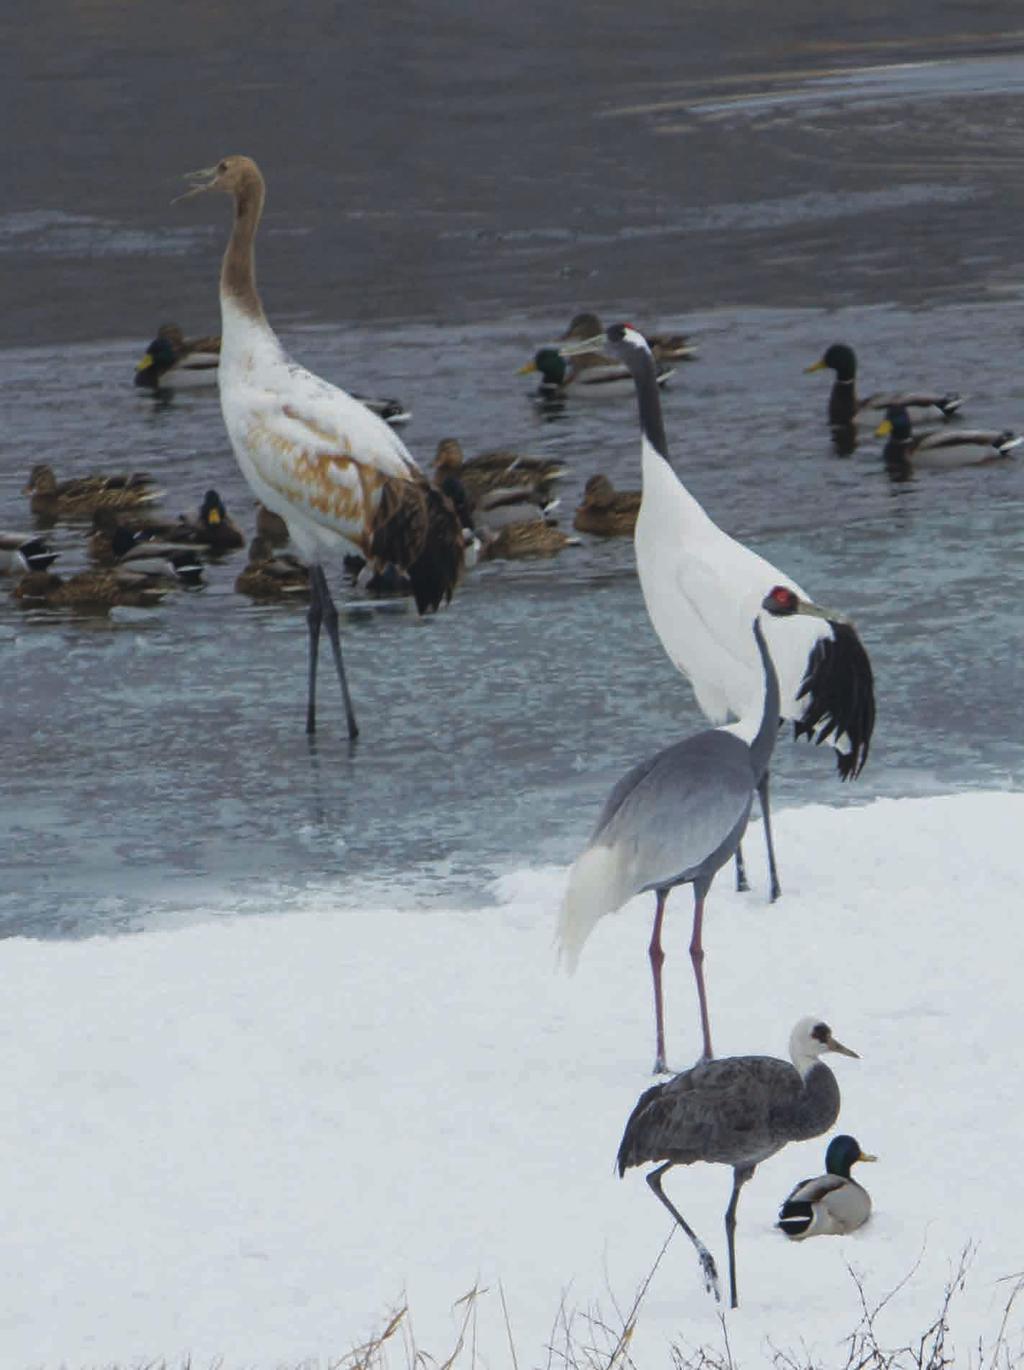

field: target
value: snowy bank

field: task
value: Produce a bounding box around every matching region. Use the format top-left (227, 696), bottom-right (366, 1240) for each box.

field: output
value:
top-left (2, 791), bottom-right (1022, 1368)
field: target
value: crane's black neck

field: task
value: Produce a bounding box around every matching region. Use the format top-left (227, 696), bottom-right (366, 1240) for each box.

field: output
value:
top-left (748, 616), bottom-right (781, 779)
top-left (623, 345), bottom-right (669, 462)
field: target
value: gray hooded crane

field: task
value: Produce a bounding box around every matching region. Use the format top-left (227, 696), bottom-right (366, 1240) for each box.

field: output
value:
top-left (617, 1016), bottom-right (859, 1309)
top-left (559, 586), bottom-right (836, 1072)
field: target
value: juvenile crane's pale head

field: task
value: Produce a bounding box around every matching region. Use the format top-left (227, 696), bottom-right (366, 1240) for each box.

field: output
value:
top-left (176, 155), bottom-right (263, 202)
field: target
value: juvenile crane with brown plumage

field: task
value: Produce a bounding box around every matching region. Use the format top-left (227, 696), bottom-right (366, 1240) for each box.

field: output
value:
top-left (178, 155), bottom-right (463, 738)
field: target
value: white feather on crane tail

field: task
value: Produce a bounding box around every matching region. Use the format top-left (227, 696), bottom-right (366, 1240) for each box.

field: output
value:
top-left (558, 843), bottom-right (638, 972)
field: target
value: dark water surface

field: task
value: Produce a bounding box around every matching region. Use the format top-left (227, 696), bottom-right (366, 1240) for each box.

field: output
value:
top-left (3, 3), bottom-right (1024, 935)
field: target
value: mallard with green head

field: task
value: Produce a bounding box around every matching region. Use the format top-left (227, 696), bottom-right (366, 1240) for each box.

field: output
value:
top-left (134, 323), bottom-right (221, 391)
top-left (519, 343), bottom-right (674, 399)
top-left (777, 1134), bottom-right (876, 1239)
top-left (806, 343), bottom-right (964, 427)
top-left (876, 405), bottom-right (1020, 468)
top-left (0, 532), bottom-right (59, 575)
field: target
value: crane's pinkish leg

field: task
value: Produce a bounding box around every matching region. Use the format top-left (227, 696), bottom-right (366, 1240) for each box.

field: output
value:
top-left (690, 890), bottom-right (714, 1062)
top-left (649, 889), bottom-right (670, 1074)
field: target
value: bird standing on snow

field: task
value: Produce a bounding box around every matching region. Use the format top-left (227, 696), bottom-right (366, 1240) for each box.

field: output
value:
top-left (777, 1133), bottom-right (876, 1240)
top-left (559, 323), bottom-right (875, 902)
top-left (560, 587), bottom-right (833, 1072)
top-left (617, 1016), bottom-right (859, 1309)
top-left (177, 155), bottom-right (463, 738)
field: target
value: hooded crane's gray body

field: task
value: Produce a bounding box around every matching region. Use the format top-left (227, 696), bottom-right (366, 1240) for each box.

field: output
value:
top-left (617, 1016), bottom-right (858, 1308)
top-left (560, 599), bottom-right (802, 1071)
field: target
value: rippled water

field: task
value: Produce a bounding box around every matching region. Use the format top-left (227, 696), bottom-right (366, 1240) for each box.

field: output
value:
top-left (4, 5), bottom-right (1024, 936)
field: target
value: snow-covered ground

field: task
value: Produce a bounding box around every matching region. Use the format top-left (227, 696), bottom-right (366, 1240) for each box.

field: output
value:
top-left (3, 792), bottom-right (1022, 1368)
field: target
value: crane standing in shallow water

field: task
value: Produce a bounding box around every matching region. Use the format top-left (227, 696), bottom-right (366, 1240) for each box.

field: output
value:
top-left (559, 324), bottom-right (875, 901)
top-left (560, 588), bottom-right (834, 1072)
top-left (178, 155), bottom-right (463, 738)
top-left (617, 1016), bottom-right (859, 1309)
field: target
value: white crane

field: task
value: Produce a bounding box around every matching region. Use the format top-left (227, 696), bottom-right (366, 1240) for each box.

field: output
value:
top-left (560, 323), bottom-right (875, 898)
top-left (178, 155), bottom-right (463, 738)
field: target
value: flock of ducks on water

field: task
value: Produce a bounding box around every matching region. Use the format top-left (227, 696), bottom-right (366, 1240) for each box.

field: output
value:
top-left (6, 152), bottom-right (1015, 1311)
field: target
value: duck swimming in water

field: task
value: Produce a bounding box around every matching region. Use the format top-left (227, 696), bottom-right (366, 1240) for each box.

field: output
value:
top-left (805, 343), bottom-right (963, 427)
top-left (876, 405), bottom-right (1020, 468)
top-left (777, 1133), bottom-right (876, 1239)
top-left (573, 474), bottom-right (641, 537)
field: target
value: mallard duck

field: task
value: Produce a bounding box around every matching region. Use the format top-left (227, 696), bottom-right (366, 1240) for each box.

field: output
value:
top-left (563, 311), bottom-right (697, 364)
top-left (14, 566), bottom-right (177, 609)
top-left (805, 343), bottom-right (964, 427)
top-left (235, 536), bottom-right (310, 599)
top-left (478, 521), bottom-right (580, 560)
top-left (433, 438), bottom-right (565, 505)
top-left (134, 323), bottom-right (221, 390)
top-left (349, 556), bottom-right (412, 597)
top-left (519, 345), bottom-right (674, 398)
top-left (777, 1134), bottom-right (876, 1239)
top-left (88, 508), bottom-right (196, 562)
top-left (573, 474), bottom-right (641, 537)
top-left (134, 326), bottom-right (412, 424)
top-left (183, 490), bottom-right (246, 551)
top-left (0, 532), bottom-right (59, 574)
top-left (875, 405), bottom-right (1021, 467)
top-left (255, 503), bottom-right (291, 546)
top-left (25, 465), bottom-right (162, 520)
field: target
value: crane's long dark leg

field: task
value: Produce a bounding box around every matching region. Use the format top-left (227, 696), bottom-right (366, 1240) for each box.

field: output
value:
top-left (724, 1165), bottom-right (754, 1310)
top-left (757, 771), bottom-right (781, 902)
top-left (305, 567), bottom-right (324, 735)
top-left (649, 889), bottom-right (670, 1075)
top-left (733, 844), bottom-right (749, 893)
top-left (310, 565), bottom-right (359, 741)
top-left (690, 883), bottom-right (713, 1062)
top-left (647, 1163), bottom-right (721, 1302)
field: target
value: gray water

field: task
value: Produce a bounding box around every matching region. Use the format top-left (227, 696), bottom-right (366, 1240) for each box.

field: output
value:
top-left (3, 4), bottom-right (1024, 936)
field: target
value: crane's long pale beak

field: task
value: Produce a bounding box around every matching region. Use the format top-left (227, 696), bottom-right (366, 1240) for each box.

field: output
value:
top-left (797, 597), bottom-right (849, 627)
top-left (826, 1032), bottom-right (859, 1058)
top-left (875, 418), bottom-right (893, 438)
top-left (171, 166), bottom-right (220, 205)
top-left (558, 332), bottom-right (607, 357)
top-left (804, 359), bottom-right (827, 373)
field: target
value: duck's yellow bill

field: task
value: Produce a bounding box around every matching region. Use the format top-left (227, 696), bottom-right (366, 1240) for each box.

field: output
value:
top-left (207, 508), bottom-right (222, 524)
top-left (859, 1152), bottom-right (879, 1162)
top-left (136, 353), bottom-right (154, 372)
top-left (875, 419), bottom-right (893, 438)
top-left (516, 361), bottom-right (537, 375)
top-left (804, 359), bottom-right (827, 373)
